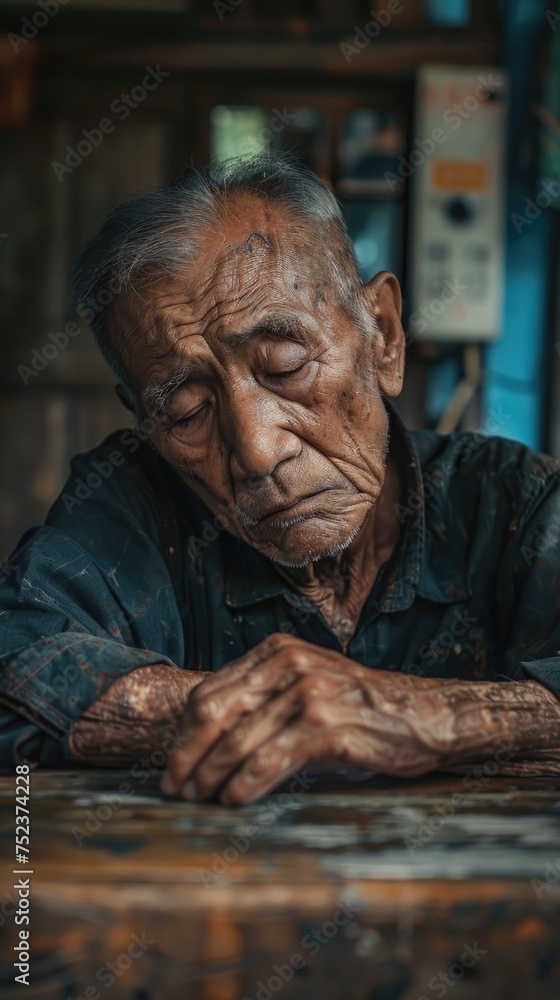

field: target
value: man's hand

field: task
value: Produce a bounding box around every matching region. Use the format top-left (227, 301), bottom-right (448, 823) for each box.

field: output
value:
top-left (161, 632), bottom-right (552, 805)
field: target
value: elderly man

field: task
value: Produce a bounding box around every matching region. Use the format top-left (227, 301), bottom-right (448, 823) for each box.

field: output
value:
top-left (1, 155), bottom-right (560, 805)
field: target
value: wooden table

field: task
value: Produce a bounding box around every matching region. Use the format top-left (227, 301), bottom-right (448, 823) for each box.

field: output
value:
top-left (1, 769), bottom-right (560, 1000)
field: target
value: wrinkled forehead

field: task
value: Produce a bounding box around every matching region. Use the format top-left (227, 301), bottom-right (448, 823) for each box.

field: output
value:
top-left (117, 194), bottom-right (338, 363)
top-left (188, 192), bottom-right (330, 303)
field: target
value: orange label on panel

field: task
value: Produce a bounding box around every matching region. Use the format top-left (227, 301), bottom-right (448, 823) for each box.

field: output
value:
top-left (432, 161), bottom-right (488, 192)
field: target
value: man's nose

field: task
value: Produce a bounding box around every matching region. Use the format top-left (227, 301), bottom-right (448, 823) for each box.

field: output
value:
top-left (226, 391), bottom-right (301, 481)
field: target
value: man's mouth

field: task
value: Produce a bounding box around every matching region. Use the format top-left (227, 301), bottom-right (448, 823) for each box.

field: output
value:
top-left (254, 488), bottom-right (333, 527)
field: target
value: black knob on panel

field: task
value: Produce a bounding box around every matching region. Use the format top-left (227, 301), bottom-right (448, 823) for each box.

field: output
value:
top-left (444, 197), bottom-right (477, 224)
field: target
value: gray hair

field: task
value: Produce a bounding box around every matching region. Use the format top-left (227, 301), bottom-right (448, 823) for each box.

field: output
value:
top-left (70, 153), bottom-right (372, 385)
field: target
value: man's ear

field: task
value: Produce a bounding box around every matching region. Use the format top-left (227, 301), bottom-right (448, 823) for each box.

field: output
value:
top-left (362, 270), bottom-right (405, 398)
top-left (115, 382), bottom-right (136, 413)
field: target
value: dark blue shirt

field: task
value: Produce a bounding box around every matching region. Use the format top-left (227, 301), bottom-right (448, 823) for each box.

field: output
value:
top-left (1, 405), bottom-right (560, 768)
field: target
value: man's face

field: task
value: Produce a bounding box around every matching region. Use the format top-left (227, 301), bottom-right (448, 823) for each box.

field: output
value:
top-left (118, 196), bottom-right (404, 567)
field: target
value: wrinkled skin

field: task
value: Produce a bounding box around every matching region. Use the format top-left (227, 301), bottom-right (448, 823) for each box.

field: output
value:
top-left (69, 194), bottom-right (560, 802)
top-left (159, 634), bottom-right (560, 805)
top-left (124, 197), bottom-right (404, 578)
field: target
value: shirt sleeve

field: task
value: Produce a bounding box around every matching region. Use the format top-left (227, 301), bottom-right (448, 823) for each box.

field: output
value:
top-left (0, 434), bottom-right (186, 769)
top-left (503, 468), bottom-right (560, 701)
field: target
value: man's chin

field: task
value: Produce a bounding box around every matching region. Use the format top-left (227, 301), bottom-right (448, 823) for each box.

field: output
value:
top-left (246, 518), bottom-right (360, 568)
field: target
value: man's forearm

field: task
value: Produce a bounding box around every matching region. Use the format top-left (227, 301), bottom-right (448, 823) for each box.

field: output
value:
top-left (68, 658), bottom-right (560, 785)
top-left (68, 664), bottom-right (210, 765)
top-left (158, 637), bottom-right (560, 804)
top-left (440, 679), bottom-right (560, 775)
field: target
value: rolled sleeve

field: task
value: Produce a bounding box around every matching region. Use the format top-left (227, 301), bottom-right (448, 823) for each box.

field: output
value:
top-left (520, 656), bottom-right (560, 702)
top-left (0, 632), bottom-right (176, 737)
top-left (0, 439), bottom-right (186, 767)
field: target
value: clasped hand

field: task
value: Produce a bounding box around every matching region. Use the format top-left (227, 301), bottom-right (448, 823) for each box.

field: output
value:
top-left (160, 633), bottom-right (462, 804)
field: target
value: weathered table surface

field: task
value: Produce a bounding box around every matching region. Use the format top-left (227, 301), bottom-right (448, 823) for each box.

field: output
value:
top-left (1, 769), bottom-right (560, 1000)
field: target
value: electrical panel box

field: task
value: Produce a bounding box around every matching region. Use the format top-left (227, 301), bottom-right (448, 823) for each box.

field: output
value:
top-left (409, 65), bottom-right (507, 342)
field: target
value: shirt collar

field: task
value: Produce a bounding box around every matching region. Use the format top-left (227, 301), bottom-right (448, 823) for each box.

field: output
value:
top-left (224, 400), bottom-right (470, 612)
top-left (378, 402), bottom-right (470, 610)
top-left (224, 535), bottom-right (301, 609)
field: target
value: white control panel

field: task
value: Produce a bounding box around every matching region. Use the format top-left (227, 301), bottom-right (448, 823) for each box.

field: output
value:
top-left (409, 65), bottom-right (507, 342)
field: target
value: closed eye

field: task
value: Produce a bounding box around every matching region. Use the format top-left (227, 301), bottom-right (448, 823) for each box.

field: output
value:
top-left (173, 402), bottom-right (210, 428)
top-left (266, 362), bottom-right (308, 380)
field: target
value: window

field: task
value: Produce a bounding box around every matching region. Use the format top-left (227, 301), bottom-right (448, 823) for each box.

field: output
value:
top-left (209, 99), bottom-right (408, 281)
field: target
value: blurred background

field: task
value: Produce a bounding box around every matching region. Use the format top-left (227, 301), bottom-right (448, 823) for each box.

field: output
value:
top-left (0, 0), bottom-right (559, 560)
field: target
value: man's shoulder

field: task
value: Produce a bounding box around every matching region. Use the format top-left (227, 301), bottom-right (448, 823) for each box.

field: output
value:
top-left (410, 425), bottom-right (560, 490)
top-left (46, 427), bottom-right (197, 538)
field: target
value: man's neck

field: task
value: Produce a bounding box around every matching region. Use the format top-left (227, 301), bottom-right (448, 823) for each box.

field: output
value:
top-left (276, 455), bottom-right (402, 650)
